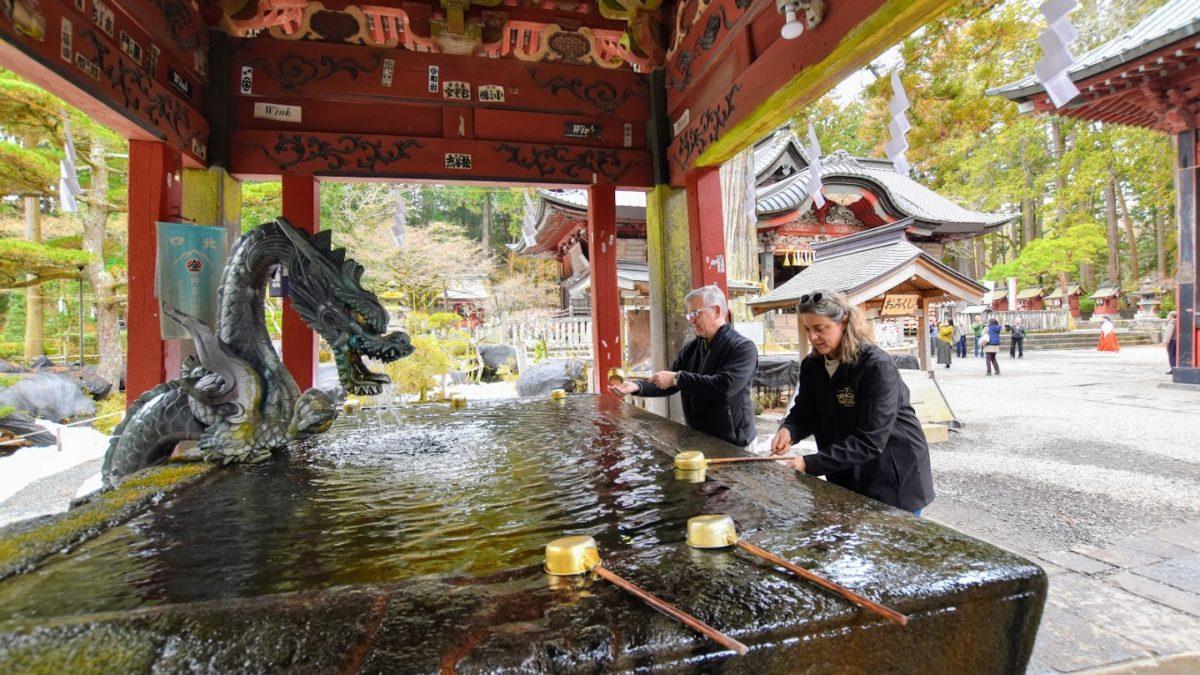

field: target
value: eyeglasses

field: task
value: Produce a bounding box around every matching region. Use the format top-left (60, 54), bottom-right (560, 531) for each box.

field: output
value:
top-left (685, 307), bottom-right (711, 321)
top-left (798, 292), bottom-right (824, 306)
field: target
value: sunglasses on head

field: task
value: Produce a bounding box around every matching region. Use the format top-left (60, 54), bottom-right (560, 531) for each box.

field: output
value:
top-left (798, 292), bottom-right (824, 306)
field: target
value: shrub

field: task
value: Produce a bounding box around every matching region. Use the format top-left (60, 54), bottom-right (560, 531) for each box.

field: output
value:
top-left (1079, 297), bottom-right (1096, 314)
top-left (383, 333), bottom-right (454, 401)
top-left (91, 394), bottom-right (125, 435)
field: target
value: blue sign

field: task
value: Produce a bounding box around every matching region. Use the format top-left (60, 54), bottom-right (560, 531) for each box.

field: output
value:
top-left (156, 222), bottom-right (226, 339)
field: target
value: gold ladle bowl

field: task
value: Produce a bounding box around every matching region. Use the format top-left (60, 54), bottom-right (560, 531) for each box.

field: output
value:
top-left (674, 450), bottom-right (707, 471)
top-left (686, 515), bottom-right (739, 549)
top-left (544, 535), bottom-right (602, 575)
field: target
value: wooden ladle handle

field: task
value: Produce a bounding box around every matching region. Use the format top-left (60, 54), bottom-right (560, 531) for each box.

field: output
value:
top-left (735, 540), bottom-right (908, 626)
top-left (593, 564), bottom-right (749, 656)
top-left (705, 455), bottom-right (798, 465)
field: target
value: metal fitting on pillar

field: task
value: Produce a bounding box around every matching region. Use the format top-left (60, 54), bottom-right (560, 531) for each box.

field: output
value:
top-left (776, 0), bottom-right (825, 40)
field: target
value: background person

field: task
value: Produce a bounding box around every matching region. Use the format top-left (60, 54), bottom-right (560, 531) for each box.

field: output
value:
top-left (1165, 311), bottom-right (1178, 374)
top-left (937, 321), bottom-right (954, 369)
top-left (608, 285), bottom-right (757, 447)
top-left (770, 290), bottom-right (933, 514)
top-left (1009, 317), bottom-right (1026, 359)
top-left (973, 319), bottom-right (984, 358)
top-left (984, 318), bottom-right (1002, 376)
top-left (1097, 316), bottom-right (1120, 352)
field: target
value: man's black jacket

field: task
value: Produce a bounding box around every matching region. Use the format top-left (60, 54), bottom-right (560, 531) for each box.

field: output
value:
top-left (636, 323), bottom-right (758, 446)
top-left (779, 344), bottom-right (933, 511)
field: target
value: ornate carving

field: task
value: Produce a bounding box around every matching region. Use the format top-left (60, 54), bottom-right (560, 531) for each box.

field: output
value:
top-left (530, 68), bottom-right (648, 115)
top-left (494, 143), bottom-right (634, 182)
top-left (145, 91), bottom-right (192, 138)
top-left (673, 83), bottom-right (740, 170)
top-left (249, 134), bottom-right (424, 172)
top-left (244, 50), bottom-right (384, 93)
top-left (153, 0), bottom-right (203, 51)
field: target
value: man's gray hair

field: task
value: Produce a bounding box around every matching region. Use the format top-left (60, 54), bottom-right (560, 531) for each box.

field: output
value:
top-left (685, 284), bottom-right (728, 317)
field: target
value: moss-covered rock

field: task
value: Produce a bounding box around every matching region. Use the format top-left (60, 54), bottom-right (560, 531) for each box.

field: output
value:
top-left (0, 463), bottom-right (214, 580)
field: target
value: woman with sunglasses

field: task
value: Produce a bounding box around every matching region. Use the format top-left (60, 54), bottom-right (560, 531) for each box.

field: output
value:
top-left (769, 289), bottom-right (933, 515)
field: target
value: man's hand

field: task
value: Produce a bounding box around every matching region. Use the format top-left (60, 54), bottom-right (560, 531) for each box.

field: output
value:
top-left (790, 456), bottom-right (806, 473)
top-left (648, 371), bottom-right (676, 388)
top-left (771, 427), bottom-right (793, 454)
top-left (608, 381), bottom-right (639, 396)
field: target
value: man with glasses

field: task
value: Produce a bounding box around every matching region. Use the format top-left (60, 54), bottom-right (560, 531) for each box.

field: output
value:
top-left (608, 285), bottom-right (758, 447)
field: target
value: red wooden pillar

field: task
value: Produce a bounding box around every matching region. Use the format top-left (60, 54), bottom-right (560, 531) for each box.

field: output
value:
top-left (588, 184), bottom-right (621, 395)
top-left (126, 140), bottom-right (182, 406)
top-left (281, 175), bottom-right (320, 391)
top-left (685, 167), bottom-right (728, 294)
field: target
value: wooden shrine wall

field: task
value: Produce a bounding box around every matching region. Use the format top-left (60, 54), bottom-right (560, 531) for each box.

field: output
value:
top-left (226, 38), bottom-right (653, 186)
top-left (0, 0), bottom-right (209, 165)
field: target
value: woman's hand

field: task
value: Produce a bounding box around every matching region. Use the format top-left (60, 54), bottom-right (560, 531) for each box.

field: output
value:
top-left (608, 381), bottom-right (638, 396)
top-left (771, 427), bottom-right (793, 454)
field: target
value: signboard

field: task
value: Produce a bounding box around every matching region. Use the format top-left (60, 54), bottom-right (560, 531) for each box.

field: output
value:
top-left (155, 222), bottom-right (226, 339)
top-left (880, 293), bottom-right (920, 316)
top-left (564, 122), bottom-right (602, 139)
top-left (253, 102), bottom-right (302, 123)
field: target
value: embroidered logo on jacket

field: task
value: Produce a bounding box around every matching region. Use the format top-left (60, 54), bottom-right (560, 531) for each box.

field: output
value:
top-left (836, 386), bottom-right (856, 407)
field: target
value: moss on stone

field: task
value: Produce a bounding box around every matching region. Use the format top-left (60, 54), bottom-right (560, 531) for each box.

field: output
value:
top-left (0, 463), bottom-right (214, 580)
top-left (0, 623), bottom-right (161, 674)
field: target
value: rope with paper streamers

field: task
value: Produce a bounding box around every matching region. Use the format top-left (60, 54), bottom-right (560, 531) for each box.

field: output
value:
top-left (804, 124), bottom-right (825, 209)
top-left (884, 71), bottom-right (911, 176)
top-left (1035, 0), bottom-right (1081, 108)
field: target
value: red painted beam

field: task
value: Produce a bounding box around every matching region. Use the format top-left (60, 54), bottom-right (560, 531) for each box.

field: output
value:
top-left (666, 1), bottom-right (893, 183)
top-left (281, 175), bottom-right (320, 392)
top-left (234, 97), bottom-right (646, 151)
top-left (229, 129), bottom-right (653, 186)
top-left (685, 167), bottom-right (727, 294)
top-left (112, 0), bottom-right (209, 82)
top-left (0, 0), bottom-right (209, 165)
top-left (230, 38), bottom-right (650, 121)
top-left (126, 140), bottom-right (182, 405)
top-left (588, 183), bottom-right (621, 395)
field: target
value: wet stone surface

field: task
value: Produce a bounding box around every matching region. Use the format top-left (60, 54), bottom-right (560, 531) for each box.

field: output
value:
top-left (0, 397), bottom-right (1045, 672)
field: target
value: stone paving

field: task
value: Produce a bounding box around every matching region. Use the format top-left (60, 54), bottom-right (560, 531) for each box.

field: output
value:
top-left (926, 345), bottom-right (1200, 673)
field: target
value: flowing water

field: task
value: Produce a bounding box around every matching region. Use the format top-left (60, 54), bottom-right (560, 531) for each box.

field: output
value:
top-left (0, 396), bottom-right (779, 622)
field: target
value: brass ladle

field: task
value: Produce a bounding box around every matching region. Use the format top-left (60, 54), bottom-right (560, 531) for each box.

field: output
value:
top-left (673, 450), bottom-right (798, 471)
top-left (544, 535), bottom-right (748, 655)
top-left (686, 515), bottom-right (908, 626)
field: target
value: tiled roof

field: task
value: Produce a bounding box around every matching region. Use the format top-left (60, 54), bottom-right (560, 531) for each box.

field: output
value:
top-left (755, 152), bottom-right (1016, 231)
top-left (990, 0), bottom-right (1200, 100)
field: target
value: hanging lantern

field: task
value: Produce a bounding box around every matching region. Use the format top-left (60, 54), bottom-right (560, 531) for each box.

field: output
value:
top-left (57, 297), bottom-right (67, 314)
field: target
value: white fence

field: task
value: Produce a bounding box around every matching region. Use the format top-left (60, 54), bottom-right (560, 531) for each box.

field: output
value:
top-left (959, 309), bottom-right (1070, 332)
top-left (503, 316), bottom-right (593, 360)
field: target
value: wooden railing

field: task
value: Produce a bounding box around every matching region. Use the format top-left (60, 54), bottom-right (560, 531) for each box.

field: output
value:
top-left (504, 316), bottom-right (593, 359)
top-left (955, 309), bottom-right (1070, 332)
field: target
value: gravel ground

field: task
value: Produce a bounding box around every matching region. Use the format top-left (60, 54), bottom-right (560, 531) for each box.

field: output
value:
top-left (923, 344), bottom-right (1200, 555)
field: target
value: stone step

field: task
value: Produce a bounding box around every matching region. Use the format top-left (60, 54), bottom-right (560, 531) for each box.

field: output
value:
top-left (922, 423), bottom-right (950, 444)
top-left (1018, 332), bottom-right (1156, 351)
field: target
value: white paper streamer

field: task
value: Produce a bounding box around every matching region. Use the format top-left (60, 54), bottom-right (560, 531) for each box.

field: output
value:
top-left (58, 118), bottom-right (83, 213)
top-left (1036, 0), bottom-right (1081, 108)
top-left (805, 124), bottom-right (825, 209)
top-left (885, 70), bottom-right (911, 176)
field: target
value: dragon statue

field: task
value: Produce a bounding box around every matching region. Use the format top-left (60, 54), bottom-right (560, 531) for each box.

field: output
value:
top-left (101, 218), bottom-right (413, 484)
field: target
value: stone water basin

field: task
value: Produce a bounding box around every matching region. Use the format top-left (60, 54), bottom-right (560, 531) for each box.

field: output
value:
top-left (0, 396), bottom-right (1044, 672)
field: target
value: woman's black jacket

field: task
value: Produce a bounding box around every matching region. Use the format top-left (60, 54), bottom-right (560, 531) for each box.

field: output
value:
top-left (779, 344), bottom-right (933, 511)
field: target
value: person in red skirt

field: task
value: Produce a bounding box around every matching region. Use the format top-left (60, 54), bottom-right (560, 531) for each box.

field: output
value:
top-left (1097, 316), bottom-right (1120, 352)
